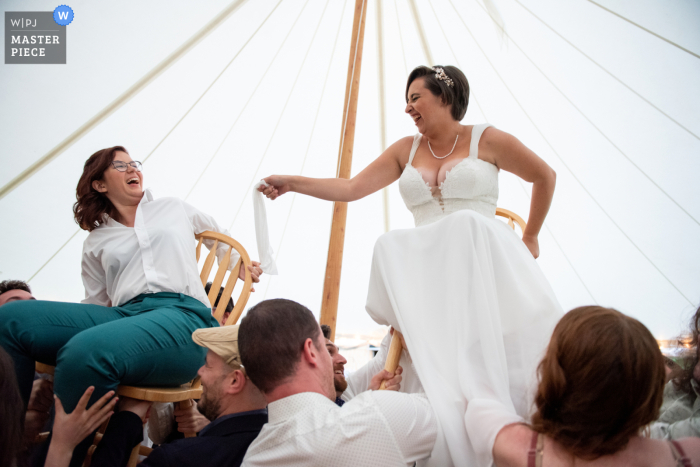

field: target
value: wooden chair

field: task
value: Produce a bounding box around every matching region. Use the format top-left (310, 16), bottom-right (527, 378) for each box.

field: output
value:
top-left (379, 207), bottom-right (528, 389)
top-left (495, 207), bottom-right (527, 233)
top-left (36, 231), bottom-right (254, 466)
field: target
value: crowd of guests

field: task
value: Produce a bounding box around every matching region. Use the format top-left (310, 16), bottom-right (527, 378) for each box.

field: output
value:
top-left (1, 278), bottom-right (700, 467)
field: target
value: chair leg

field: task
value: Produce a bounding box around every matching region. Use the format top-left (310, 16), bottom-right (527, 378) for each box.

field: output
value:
top-left (177, 399), bottom-right (197, 438)
top-left (126, 444), bottom-right (140, 467)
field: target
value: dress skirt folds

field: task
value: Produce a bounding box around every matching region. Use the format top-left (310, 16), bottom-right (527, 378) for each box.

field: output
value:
top-left (366, 209), bottom-right (563, 467)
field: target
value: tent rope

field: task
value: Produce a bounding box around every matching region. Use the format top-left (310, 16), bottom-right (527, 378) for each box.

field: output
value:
top-left (377, 0), bottom-right (390, 233)
top-left (228, 0), bottom-right (331, 231)
top-left (393, 0), bottom-right (408, 77)
top-left (467, 0), bottom-right (699, 227)
top-left (0, 0), bottom-right (251, 201)
top-left (586, 0), bottom-right (700, 60)
top-left (516, 179), bottom-right (598, 303)
top-left (263, 0), bottom-right (350, 300)
top-left (144, 0), bottom-right (284, 166)
top-left (446, 0), bottom-right (694, 306)
top-left (408, 0), bottom-right (434, 66)
top-left (428, 0), bottom-right (596, 303)
top-left (425, 0), bottom-right (490, 122)
top-left (511, 0), bottom-right (700, 142)
top-left (184, 0), bottom-right (312, 201)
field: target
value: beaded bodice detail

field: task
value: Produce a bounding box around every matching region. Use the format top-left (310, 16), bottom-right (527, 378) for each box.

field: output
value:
top-left (399, 124), bottom-right (499, 227)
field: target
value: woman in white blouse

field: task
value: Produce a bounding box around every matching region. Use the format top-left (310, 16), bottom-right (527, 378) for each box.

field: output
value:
top-left (0, 145), bottom-right (261, 466)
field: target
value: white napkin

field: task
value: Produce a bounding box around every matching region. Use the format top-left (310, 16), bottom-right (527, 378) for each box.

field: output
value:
top-left (252, 180), bottom-right (279, 275)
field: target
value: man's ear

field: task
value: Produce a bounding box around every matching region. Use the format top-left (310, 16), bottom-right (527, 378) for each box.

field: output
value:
top-left (92, 179), bottom-right (107, 193)
top-left (225, 369), bottom-right (247, 395)
top-left (300, 337), bottom-right (319, 368)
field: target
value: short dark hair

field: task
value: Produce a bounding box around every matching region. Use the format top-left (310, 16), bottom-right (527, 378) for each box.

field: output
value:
top-left (531, 306), bottom-right (666, 459)
top-left (204, 282), bottom-right (234, 315)
top-left (0, 280), bottom-right (31, 296)
top-left (321, 324), bottom-right (331, 340)
top-left (239, 299), bottom-right (321, 393)
top-left (405, 65), bottom-right (470, 121)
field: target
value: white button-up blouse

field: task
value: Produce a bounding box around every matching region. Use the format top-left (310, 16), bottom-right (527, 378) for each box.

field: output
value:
top-left (80, 189), bottom-right (239, 308)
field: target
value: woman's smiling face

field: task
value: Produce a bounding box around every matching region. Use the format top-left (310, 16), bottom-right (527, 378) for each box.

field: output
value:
top-left (405, 77), bottom-right (449, 134)
top-left (92, 150), bottom-right (143, 206)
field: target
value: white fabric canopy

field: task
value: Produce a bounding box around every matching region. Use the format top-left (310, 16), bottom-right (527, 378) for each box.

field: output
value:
top-left (1, 0), bottom-right (698, 340)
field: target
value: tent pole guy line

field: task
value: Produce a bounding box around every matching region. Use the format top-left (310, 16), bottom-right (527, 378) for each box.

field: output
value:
top-left (515, 178), bottom-right (598, 303)
top-left (27, 229), bottom-right (80, 282)
top-left (425, 0), bottom-right (489, 122)
top-left (408, 0), bottom-right (434, 66)
top-left (185, 0), bottom-right (310, 202)
top-left (446, 0), bottom-right (694, 306)
top-left (262, 0), bottom-right (350, 301)
top-left (586, 0), bottom-right (700, 60)
top-left (428, 0), bottom-right (596, 304)
top-left (393, 0), bottom-right (408, 77)
top-left (145, 0), bottom-right (284, 168)
top-left (25, 0), bottom-right (280, 284)
top-left (466, 0), bottom-right (700, 228)
top-left (0, 0), bottom-right (250, 202)
top-left (510, 0), bottom-right (700, 142)
top-left (229, 0), bottom-right (329, 232)
top-left (377, 0), bottom-right (391, 233)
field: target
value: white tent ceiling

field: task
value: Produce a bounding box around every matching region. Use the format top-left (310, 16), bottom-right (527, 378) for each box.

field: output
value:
top-left (1, 0), bottom-right (698, 340)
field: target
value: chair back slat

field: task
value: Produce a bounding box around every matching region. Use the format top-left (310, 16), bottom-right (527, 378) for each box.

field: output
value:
top-left (207, 246), bottom-right (231, 308)
top-left (199, 240), bottom-right (219, 286)
top-left (495, 207), bottom-right (527, 235)
top-left (223, 257), bottom-right (251, 326)
top-left (213, 257), bottom-right (240, 325)
top-left (195, 231), bottom-right (253, 327)
top-left (195, 237), bottom-right (204, 262)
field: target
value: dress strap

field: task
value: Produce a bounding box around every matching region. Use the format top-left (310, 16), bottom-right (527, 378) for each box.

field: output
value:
top-left (669, 440), bottom-right (693, 467)
top-left (407, 134), bottom-right (422, 165)
top-left (468, 123), bottom-right (493, 160)
top-left (527, 432), bottom-right (544, 467)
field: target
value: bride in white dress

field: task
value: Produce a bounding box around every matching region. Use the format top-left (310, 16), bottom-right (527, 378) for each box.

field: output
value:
top-left (260, 65), bottom-right (563, 467)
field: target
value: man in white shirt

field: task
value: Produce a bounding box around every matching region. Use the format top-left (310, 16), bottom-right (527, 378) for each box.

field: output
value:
top-left (238, 299), bottom-right (437, 467)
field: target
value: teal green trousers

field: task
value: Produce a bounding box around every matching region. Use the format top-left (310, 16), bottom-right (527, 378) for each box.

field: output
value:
top-left (0, 292), bottom-right (218, 413)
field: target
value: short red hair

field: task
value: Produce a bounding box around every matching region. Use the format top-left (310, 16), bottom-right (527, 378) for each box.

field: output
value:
top-left (531, 306), bottom-right (665, 459)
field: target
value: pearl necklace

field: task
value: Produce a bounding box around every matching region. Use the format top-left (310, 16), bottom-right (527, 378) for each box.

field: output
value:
top-left (428, 134), bottom-right (459, 159)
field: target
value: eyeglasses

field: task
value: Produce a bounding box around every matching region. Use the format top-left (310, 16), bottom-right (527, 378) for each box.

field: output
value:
top-left (111, 161), bottom-right (142, 172)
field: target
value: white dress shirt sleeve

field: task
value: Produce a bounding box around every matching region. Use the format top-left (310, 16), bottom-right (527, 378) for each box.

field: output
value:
top-left (372, 391), bottom-right (437, 464)
top-left (343, 332), bottom-right (391, 401)
top-left (181, 201), bottom-right (241, 271)
top-left (80, 247), bottom-right (110, 306)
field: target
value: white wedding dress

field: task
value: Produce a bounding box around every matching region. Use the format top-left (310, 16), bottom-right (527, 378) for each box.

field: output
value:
top-left (366, 124), bottom-right (563, 467)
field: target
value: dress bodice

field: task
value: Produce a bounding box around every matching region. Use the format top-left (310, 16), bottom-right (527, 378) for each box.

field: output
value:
top-left (399, 123), bottom-right (499, 227)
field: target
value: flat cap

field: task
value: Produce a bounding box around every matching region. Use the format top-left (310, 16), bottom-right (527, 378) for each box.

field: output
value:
top-left (192, 325), bottom-right (242, 368)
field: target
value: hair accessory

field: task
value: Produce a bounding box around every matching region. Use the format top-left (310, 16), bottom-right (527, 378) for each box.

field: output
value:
top-left (433, 67), bottom-right (454, 87)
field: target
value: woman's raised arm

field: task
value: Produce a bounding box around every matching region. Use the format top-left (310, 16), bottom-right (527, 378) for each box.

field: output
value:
top-left (260, 137), bottom-right (413, 202)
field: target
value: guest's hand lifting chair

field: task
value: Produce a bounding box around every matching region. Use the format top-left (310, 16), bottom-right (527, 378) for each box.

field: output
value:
top-left (378, 207), bottom-right (528, 389)
top-left (36, 231), bottom-right (255, 466)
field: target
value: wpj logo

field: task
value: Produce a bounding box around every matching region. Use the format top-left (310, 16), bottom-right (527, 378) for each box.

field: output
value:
top-left (4, 6), bottom-right (73, 64)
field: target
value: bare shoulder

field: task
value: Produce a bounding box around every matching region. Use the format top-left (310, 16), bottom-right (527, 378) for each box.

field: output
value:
top-left (493, 423), bottom-right (532, 467)
top-left (479, 127), bottom-right (520, 151)
top-left (388, 135), bottom-right (417, 153)
top-left (386, 135), bottom-right (419, 165)
top-left (676, 437), bottom-right (700, 461)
